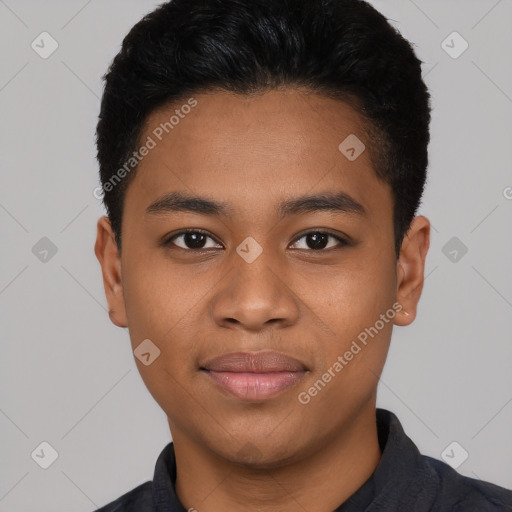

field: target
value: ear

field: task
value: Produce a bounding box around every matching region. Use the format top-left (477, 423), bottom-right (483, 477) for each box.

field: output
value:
top-left (94, 216), bottom-right (128, 328)
top-left (394, 215), bottom-right (430, 326)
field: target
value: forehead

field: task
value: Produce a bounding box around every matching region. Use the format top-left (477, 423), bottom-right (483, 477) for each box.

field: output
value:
top-left (124, 89), bottom-right (391, 224)
top-left (139, 88), bottom-right (369, 165)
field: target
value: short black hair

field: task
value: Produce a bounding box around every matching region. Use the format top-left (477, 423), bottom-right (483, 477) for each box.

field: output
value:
top-left (96, 0), bottom-right (431, 256)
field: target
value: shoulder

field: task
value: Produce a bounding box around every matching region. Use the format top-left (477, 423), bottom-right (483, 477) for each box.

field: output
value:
top-left (93, 480), bottom-right (153, 511)
top-left (423, 455), bottom-right (512, 511)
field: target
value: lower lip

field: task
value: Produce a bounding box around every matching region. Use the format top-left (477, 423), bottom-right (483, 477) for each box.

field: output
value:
top-left (202, 370), bottom-right (306, 401)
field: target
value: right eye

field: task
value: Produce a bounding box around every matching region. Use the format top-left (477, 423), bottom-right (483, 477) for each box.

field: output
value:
top-left (164, 229), bottom-right (223, 251)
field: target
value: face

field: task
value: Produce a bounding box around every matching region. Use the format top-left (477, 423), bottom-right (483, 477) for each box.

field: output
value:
top-left (95, 88), bottom-right (429, 466)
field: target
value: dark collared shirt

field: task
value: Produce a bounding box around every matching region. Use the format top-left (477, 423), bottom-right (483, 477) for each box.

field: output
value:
top-left (94, 409), bottom-right (512, 511)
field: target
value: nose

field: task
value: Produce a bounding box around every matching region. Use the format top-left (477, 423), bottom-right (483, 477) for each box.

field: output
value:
top-left (210, 249), bottom-right (300, 332)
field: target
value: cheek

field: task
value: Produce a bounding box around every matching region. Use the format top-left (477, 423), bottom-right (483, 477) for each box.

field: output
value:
top-left (121, 248), bottom-right (196, 338)
top-left (121, 252), bottom-right (211, 387)
top-left (122, 261), bottom-right (199, 412)
top-left (307, 254), bottom-right (396, 330)
top-left (304, 253), bottom-right (397, 376)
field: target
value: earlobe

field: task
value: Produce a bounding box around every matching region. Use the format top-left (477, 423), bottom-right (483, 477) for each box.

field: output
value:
top-left (394, 216), bottom-right (430, 327)
top-left (94, 216), bottom-right (128, 328)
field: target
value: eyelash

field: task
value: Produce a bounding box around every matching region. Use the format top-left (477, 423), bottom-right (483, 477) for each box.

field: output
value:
top-left (163, 228), bottom-right (350, 252)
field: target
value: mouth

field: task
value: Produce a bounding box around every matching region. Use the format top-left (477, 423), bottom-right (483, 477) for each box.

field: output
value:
top-left (201, 369), bottom-right (307, 400)
top-left (200, 351), bottom-right (308, 401)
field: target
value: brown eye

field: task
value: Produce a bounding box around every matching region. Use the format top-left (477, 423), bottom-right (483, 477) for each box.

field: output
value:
top-left (290, 231), bottom-right (348, 251)
top-left (166, 230), bottom-right (222, 250)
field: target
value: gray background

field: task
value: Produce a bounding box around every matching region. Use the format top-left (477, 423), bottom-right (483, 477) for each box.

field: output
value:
top-left (1, 0), bottom-right (511, 510)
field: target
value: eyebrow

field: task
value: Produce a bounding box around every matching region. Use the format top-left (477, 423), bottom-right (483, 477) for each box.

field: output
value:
top-left (145, 191), bottom-right (366, 219)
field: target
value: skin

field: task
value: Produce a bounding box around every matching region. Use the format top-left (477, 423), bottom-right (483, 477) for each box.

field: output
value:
top-left (95, 88), bottom-right (430, 512)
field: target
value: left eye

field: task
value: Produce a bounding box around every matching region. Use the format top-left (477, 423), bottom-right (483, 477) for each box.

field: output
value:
top-left (165, 230), bottom-right (348, 251)
top-left (290, 231), bottom-right (348, 251)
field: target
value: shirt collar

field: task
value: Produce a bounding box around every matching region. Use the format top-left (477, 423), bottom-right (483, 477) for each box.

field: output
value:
top-left (335, 408), bottom-right (434, 511)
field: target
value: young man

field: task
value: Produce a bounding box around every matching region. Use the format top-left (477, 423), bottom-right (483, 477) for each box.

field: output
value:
top-left (93, 0), bottom-right (512, 510)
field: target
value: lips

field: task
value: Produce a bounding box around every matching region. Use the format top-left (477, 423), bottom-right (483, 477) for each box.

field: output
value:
top-left (200, 351), bottom-right (308, 401)
top-left (201, 351), bottom-right (307, 373)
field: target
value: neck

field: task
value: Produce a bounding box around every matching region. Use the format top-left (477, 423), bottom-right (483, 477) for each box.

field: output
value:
top-left (170, 405), bottom-right (381, 512)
